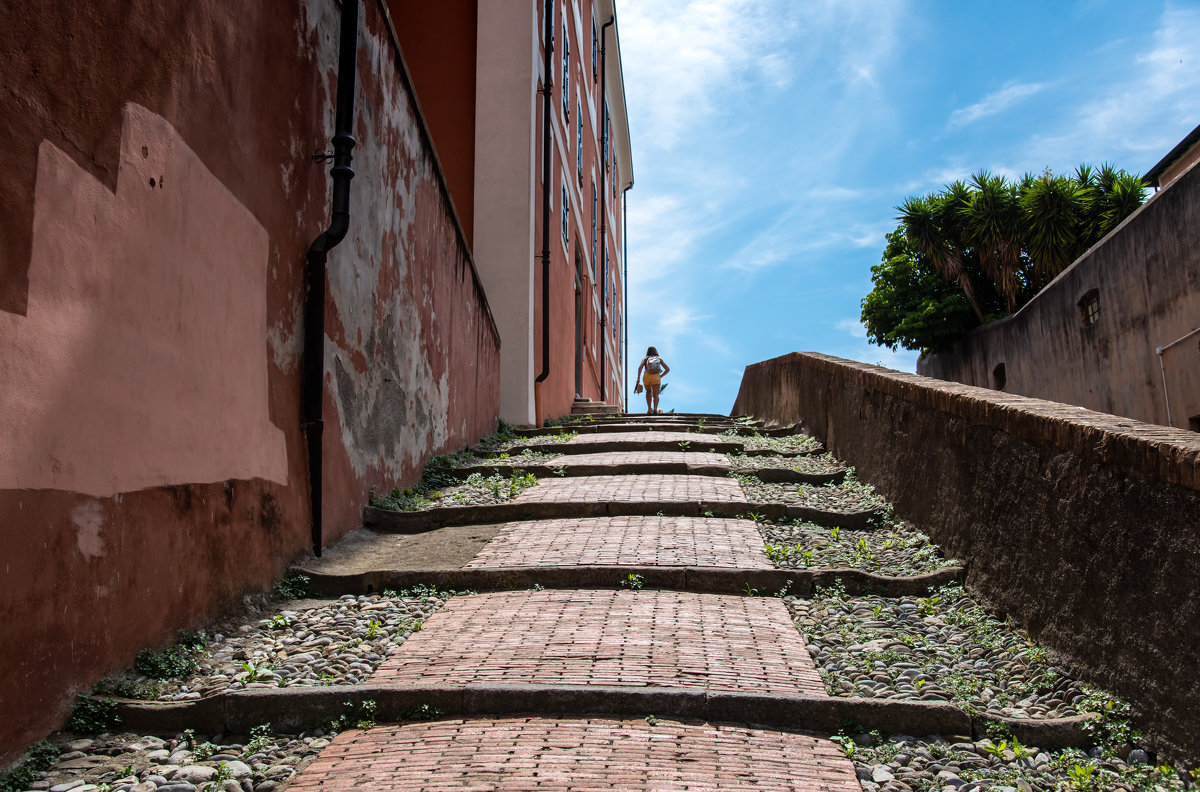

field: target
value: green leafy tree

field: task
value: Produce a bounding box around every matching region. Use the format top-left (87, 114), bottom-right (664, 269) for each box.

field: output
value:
top-left (861, 231), bottom-right (983, 353)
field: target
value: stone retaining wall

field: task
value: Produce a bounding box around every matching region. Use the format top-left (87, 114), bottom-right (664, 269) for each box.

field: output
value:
top-left (732, 351), bottom-right (1200, 760)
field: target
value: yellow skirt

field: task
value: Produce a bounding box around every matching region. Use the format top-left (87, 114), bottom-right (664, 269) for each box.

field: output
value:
top-left (643, 373), bottom-right (661, 387)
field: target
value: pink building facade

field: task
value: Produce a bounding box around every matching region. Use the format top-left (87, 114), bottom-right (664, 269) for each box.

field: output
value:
top-left (0, 0), bottom-right (500, 759)
top-left (394, 0), bottom-right (635, 426)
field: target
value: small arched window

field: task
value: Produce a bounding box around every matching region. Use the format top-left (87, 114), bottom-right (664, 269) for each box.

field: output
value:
top-left (992, 363), bottom-right (1006, 391)
top-left (1078, 289), bottom-right (1101, 327)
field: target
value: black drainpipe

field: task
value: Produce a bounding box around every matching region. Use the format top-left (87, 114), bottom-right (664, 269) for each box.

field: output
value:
top-left (597, 15), bottom-right (615, 403)
top-left (535, 0), bottom-right (555, 386)
top-left (303, 0), bottom-right (359, 557)
top-left (622, 184), bottom-right (630, 411)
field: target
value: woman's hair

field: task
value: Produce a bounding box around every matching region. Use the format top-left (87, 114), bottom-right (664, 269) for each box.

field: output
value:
top-left (646, 346), bottom-right (658, 356)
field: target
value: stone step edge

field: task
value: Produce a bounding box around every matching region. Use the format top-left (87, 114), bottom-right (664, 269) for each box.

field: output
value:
top-left (499, 441), bottom-right (825, 458)
top-left (290, 564), bottom-right (965, 599)
top-left (558, 412), bottom-right (736, 423)
top-left (503, 439), bottom-right (745, 455)
top-left (444, 463), bottom-right (847, 486)
top-left (363, 501), bottom-right (886, 532)
top-left (106, 683), bottom-right (1094, 751)
top-left (516, 424), bottom-right (798, 437)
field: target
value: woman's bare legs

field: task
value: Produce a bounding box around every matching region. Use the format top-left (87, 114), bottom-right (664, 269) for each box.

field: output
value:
top-left (644, 385), bottom-right (654, 413)
top-left (649, 383), bottom-right (661, 414)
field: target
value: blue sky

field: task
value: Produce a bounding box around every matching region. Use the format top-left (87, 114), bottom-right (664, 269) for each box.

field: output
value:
top-left (618, 0), bottom-right (1200, 414)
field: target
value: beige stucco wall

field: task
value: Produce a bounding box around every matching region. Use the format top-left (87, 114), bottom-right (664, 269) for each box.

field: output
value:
top-left (473, 1), bottom-right (539, 426)
top-left (919, 157), bottom-right (1200, 429)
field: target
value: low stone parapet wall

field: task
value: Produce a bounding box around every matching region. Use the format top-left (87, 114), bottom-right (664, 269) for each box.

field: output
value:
top-left (732, 351), bottom-right (1200, 760)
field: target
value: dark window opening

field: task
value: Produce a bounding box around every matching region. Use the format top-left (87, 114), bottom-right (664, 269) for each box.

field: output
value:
top-left (562, 20), bottom-right (570, 120)
top-left (1078, 289), bottom-right (1100, 327)
top-left (992, 363), bottom-right (1006, 391)
top-left (1189, 415), bottom-right (1200, 433)
top-left (561, 185), bottom-right (569, 242)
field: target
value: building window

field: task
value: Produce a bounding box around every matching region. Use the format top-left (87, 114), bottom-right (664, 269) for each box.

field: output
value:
top-left (590, 183), bottom-right (597, 275)
top-left (603, 248), bottom-right (609, 308)
top-left (562, 16), bottom-right (570, 121)
top-left (1188, 415), bottom-right (1200, 433)
top-left (577, 103), bottom-right (583, 181)
top-left (602, 101), bottom-right (609, 167)
top-left (561, 185), bottom-right (569, 242)
top-left (592, 21), bottom-right (598, 80)
top-left (992, 363), bottom-right (1006, 391)
top-left (1078, 289), bottom-right (1100, 327)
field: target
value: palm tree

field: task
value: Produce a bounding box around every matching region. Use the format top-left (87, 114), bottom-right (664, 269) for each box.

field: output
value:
top-left (1095, 167), bottom-right (1147, 238)
top-left (898, 191), bottom-right (985, 323)
top-left (1021, 173), bottom-right (1083, 287)
top-left (962, 171), bottom-right (1022, 312)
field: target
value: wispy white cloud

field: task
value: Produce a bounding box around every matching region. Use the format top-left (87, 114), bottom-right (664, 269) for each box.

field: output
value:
top-left (835, 318), bottom-right (866, 338)
top-left (1012, 5), bottom-right (1200, 169)
top-left (948, 81), bottom-right (1046, 128)
top-left (620, 0), bottom-right (799, 152)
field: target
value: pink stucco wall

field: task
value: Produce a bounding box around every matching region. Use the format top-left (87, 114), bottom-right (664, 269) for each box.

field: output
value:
top-left (0, 0), bottom-right (499, 760)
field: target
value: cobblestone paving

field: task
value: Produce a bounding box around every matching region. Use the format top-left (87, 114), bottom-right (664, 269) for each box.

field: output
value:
top-left (513, 473), bottom-right (746, 504)
top-left (463, 516), bottom-right (773, 569)
top-left (370, 589), bottom-right (826, 695)
top-left (287, 716), bottom-right (861, 792)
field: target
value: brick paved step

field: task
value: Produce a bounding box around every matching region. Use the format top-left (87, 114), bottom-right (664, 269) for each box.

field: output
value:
top-left (449, 455), bottom-right (845, 485)
top-left (105, 680), bottom-right (1091, 752)
top-left (465, 515), bottom-right (774, 569)
top-left (293, 563), bottom-right (964, 599)
top-left (285, 716), bottom-right (862, 792)
top-left (370, 589), bottom-right (826, 695)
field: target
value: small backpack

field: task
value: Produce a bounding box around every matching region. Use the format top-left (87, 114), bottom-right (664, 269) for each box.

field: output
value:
top-left (646, 356), bottom-right (663, 374)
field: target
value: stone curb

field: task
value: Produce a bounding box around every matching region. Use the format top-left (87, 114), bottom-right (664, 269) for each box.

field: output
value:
top-left (362, 501), bottom-right (884, 532)
top-left (552, 412), bottom-right (739, 425)
top-left (289, 564), bottom-right (966, 598)
top-left (503, 439), bottom-right (745, 455)
top-left (446, 462), bottom-right (845, 485)
top-left (515, 424), bottom-right (798, 438)
top-left (104, 684), bottom-right (1095, 749)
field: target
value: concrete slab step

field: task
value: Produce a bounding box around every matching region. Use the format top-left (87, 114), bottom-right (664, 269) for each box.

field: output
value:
top-left (449, 453), bottom-right (845, 485)
top-left (292, 561), bottom-right (966, 600)
top-left (517, 422), bottom-right (799, 437)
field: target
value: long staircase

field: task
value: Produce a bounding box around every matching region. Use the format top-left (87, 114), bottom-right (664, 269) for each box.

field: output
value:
top-left (31, 412), bottom-right (1187, 791)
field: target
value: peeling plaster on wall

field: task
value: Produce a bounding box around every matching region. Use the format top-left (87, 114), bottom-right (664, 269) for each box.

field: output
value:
top-left (305, 4), bottom-right (458, 482)
top-left (267, 294), bottom-right (303, 374)
top-left (72, 501), bottom-right (105, 559)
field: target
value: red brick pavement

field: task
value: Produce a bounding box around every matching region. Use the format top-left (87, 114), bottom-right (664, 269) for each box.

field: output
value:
top-left (287, 716), bottom-right (861, 791)
top-left (369, 590), bottom-right (825, 695)
top-left (463, 516), bottom-right (772, 570)
top-left (514, 475), bottom-right (746, 505)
